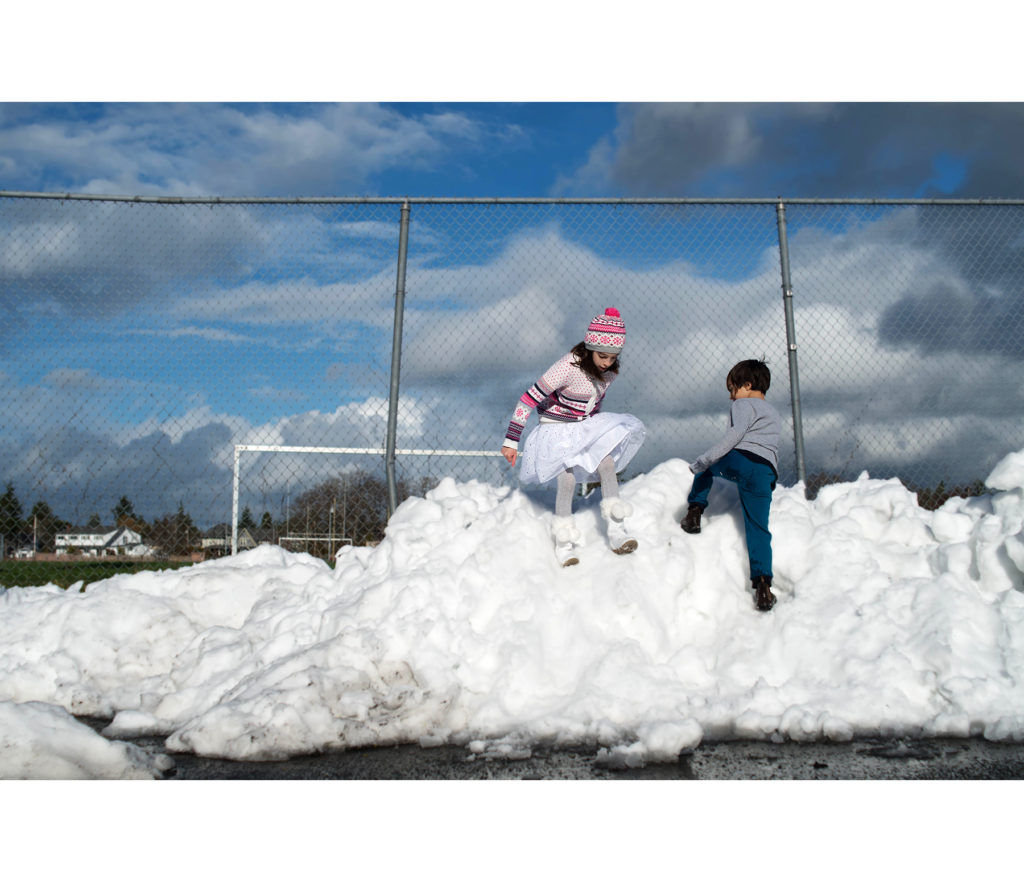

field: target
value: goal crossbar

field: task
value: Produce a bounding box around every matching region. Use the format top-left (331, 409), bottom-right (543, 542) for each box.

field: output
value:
top-left (231, 444), bottom-right (500, 554)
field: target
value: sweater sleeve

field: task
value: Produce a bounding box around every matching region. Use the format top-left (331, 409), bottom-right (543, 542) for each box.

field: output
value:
top-left (503, 355), bottom-right (571, 448)
top-left (690, 399), bottom-right (756, 474)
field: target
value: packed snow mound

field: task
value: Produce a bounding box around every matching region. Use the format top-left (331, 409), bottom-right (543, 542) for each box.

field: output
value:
top-left (0, 700), bottom-right (174, 779)
top-left (2, 451), bottom-right (1024, 771)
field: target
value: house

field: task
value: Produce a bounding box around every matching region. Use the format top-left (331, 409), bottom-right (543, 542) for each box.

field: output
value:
top-left (201, 525), bottom-right (269, 557)
top-left (55, 526), bottom-right (149, 557)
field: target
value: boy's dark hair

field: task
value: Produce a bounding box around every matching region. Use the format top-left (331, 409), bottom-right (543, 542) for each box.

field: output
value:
top-left (571, 341), bottom-right (620, 379)
top-left (727, 359), bottom-right (771, 393)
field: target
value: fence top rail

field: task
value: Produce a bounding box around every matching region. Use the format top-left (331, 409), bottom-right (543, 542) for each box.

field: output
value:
top-left (4, 190), bottom-right (1024, 207)
top-left (235, 444), bottom-right (499, 456)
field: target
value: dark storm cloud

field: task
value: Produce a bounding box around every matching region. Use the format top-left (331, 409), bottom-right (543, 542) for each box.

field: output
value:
top-left (3, 420), bottom-right (237, 528)
top-left (874, 204), bottom-right (1024, 359)
top-left (576, 104), bottom-right (1024, 361)
top-left (879, 279), bottom-right (1024, 360)
top-left (0, 197), bottom-right (263, 323)
top-left (598, 103), bottom-right (1024, 198)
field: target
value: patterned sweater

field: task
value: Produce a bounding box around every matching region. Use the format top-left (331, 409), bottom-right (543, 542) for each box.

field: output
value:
top-left (503, 352), bottom-right (613, 448)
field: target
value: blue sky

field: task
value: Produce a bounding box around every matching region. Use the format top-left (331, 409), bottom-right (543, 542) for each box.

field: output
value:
top-left (2, 5), bottom-right (1023, 528)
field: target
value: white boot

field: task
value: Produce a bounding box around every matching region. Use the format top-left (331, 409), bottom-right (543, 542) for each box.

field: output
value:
top-left (601, 498), bottom-right (638, 555)
top-left (552, 515), bottom-right (582, 567)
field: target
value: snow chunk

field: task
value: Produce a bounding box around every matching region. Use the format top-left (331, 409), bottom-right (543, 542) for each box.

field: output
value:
top-left (987, 450), bottom-right (1024, 492)
top-left (0, 700), bottom-right (173, 779)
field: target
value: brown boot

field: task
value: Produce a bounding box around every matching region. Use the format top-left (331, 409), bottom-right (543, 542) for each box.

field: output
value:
top-left (681, 503), bottom-right (705, 534)
top-left (753, 575), bottom-right (776, 611)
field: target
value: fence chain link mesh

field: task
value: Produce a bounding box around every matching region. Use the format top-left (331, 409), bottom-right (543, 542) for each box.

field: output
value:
top-left (782, 202), bottom-right (1024, 498)
top-left (2, 194), bottom-right (1022, 583)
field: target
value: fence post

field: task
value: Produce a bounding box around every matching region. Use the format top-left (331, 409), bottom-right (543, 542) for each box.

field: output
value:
top-left (775, 200), bottom-right (807, 488)
top-left (231, 445), bottom-right (241, 555)
top-left (385, 200), bottom-right (411, 516)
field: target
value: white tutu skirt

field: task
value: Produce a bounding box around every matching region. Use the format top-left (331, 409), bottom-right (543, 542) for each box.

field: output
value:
top-left (519, 412), bottom-right (646, 485)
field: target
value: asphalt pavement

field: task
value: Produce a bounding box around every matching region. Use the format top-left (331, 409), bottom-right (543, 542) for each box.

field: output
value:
top-left (111, 729), bottom-right (1024, 780)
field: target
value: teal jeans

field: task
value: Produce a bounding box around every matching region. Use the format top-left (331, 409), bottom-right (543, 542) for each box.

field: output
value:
top-left (687, 449), bottom-right (775, 580)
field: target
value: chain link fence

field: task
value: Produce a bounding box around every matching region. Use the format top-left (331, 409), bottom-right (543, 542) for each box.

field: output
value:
top-left (2, 193), bottom-right (1023, 580)
top-left (781, 201), bottom-right (1024, 495)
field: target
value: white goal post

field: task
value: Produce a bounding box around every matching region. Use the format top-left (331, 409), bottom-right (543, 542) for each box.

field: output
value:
top-left (231, 444), bottom-right (500, 555)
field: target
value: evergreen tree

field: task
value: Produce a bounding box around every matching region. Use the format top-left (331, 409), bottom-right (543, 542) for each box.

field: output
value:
top-left (239, 506), bottom-right (257, 531)
top-left (29, 500), bottom-right (68, 554)
top-left (0, 483), bottom-right (23, 545)
top-left (151, 502), bottom-right (200, 556)
top-left (113, 496), bottom-right (136, 524)
top-left (112, 496), bottom-right (148, 537)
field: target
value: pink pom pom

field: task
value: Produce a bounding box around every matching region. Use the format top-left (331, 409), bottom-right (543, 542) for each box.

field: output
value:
top-left (605, 307), bottom-right (620, 317)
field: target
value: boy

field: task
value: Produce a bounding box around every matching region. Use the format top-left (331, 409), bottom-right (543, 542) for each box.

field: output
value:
top-left (682, 359), bottom-right (781, 612)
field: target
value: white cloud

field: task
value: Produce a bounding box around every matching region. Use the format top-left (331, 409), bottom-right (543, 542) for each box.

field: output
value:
top-left (402, 283), bottom-right (567, 381)
top-left (552, 135), bottom-right (616, 197)
top-left (248, 386), bottom-right (309, 404)
top-left (331, 220), bottom-right (406, 242)
top-left (173, 274), bottom-right (397, 332)
top-left (0, 104), bottom-right (496, 198)
top-left (127, 326), bottom-right (257, 344)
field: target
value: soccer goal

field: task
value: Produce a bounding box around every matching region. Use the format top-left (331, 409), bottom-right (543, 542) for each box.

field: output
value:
top-left (231, 444), bottom-right (501, 555)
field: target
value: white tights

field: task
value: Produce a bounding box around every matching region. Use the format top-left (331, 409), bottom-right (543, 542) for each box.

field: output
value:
top-left (554, 455), bottom-right (619, 517)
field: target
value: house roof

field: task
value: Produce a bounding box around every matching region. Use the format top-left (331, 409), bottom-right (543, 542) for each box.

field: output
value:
top-left (60, 526), bottom-right (118, 535)
top-left (202, 525), bottom-right (275, 543)
top-left (57, 526), bottom-right (142, 546)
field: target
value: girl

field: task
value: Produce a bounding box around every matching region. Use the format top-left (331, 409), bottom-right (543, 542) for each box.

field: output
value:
top-left (500, 307), bottom-right (646, 566)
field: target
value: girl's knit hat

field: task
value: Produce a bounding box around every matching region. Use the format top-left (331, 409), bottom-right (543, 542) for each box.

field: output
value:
top-left (584, 307), bottom-right (626, 353)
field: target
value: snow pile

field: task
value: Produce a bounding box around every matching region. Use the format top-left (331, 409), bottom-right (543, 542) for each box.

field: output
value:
top-left (1, 450), bottom-right (1024, 774)
top-left (0, 700), bottom-right (173, 779)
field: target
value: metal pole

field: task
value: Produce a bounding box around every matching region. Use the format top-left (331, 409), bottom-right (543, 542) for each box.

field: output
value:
top-left (775, 201), bottom-right (807, 487)
top-left (231, 446), bottom-right (241, 555)
top-left (385, 201), bottom-right (411, 516)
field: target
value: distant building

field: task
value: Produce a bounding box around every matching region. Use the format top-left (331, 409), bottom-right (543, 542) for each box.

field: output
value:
top-left (200, 525), bottom-right (271, 557)
top-left (55, 526), bottom-right (150, 557)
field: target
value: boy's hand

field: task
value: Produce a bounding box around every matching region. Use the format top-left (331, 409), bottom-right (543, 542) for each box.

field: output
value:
top-left (502, 447), bottom-right (518, 466)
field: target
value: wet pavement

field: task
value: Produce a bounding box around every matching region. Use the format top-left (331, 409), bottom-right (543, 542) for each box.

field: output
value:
top-left (94, 723), bottom-right (1024, 780)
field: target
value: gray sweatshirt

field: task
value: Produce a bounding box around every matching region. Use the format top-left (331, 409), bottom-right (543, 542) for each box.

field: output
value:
top-left (690, 397), bottom-right (781, 474)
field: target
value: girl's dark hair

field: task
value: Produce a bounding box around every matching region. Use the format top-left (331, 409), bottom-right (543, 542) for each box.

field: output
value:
top-left (727, 359), bottom-right (771, 393)
top-left (571, 341), bottom-right (620, 379)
